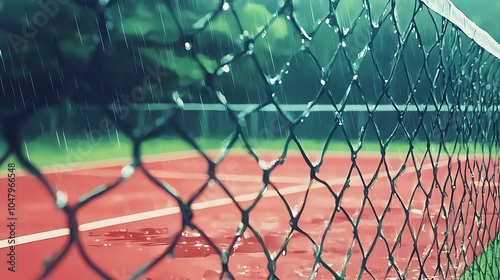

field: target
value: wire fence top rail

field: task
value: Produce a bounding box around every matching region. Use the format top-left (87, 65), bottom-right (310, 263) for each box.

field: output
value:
top-left (422, 0), bottom-right (500, 60)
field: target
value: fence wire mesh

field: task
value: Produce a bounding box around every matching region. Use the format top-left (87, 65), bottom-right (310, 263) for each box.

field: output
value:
top-left (0, 0), bottom-right (499, 279)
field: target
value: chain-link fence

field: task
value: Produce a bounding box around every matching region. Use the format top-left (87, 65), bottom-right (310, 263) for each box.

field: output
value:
top-left (1, 0), bottom-right (499, 279)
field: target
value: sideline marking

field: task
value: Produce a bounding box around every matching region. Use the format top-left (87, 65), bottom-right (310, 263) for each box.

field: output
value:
top-left (70, 169), bottom-right (309, 184)
top-left (0, 159), bottom-right (447, 248)
top-left (0, 150), bottom-right (208, 177)
top-left (0, 151), bottom-right (381, 178)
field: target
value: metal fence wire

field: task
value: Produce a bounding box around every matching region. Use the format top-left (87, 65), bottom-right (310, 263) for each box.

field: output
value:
top-left (1, 0), bottom-right (499, 279)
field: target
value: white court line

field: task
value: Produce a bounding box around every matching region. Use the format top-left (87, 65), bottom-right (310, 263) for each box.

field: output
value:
top-left (0, 150), bottom-right (209, 177)
top-left (0, 160), bottom-right (447, 249)
top-left (1, 151), bottom-right (379, 178)
top-left (70, 169), bottom-right (309, 184)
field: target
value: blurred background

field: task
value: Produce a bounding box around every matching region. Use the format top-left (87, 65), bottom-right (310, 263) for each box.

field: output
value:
top-left (0, 0), bottom-right (498, 162)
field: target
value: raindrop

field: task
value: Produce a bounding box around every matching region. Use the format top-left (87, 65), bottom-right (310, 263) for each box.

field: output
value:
top-left (246, 42), bottom-right (254, 55)
top-left (341, 40), bottom-right (347, 48)
top-left (184, 42), bottom-right (192, 51)
top-left (261, 185), bottom-right (268, 195)
top-left (235, 222), bottom-right (246, 236)
top-left (320, 79), bottom-right (326, 85)
top-left (292, 204), bottom-right (300, 217)
top-left (221, 54), bottom-right (234, 64)
top-left (216, 64), bottom-right (231, 75)
top-left (121, 165), bottom-right (134, 179)
top-left (312, 263), bottom-right (320, 277)
top-left (56, 191), bottom-right (68, 208)
top-left (222, 2), bottom-right (230, 11)
top-left (106, 21), bottom-right (113, 30)
top-left (239, 31), bottom-right (247, 41)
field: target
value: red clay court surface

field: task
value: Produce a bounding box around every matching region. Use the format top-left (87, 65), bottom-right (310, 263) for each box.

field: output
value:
top-left (0, 151), bottom-right (498, 280)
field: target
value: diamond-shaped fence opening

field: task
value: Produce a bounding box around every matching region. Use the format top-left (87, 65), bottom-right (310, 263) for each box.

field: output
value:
top-left (0, 0), bottom-right (499, 279)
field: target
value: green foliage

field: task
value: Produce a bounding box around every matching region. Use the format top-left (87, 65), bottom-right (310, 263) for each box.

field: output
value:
top-left (0, 0), bottom-right (95, 113)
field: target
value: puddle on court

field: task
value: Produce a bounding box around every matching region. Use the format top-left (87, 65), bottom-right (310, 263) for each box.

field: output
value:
top-left (84, 225), bottom-right (395, 279)
top-left (87, 228), bottom-right (301, 258)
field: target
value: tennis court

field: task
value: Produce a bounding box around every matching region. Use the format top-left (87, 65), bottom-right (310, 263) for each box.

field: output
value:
top-left (1, 149), bottom-right (496, 279)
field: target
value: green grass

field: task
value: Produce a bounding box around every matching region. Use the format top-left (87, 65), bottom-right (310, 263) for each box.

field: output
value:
top-left (461, 233), bottom-right (500, 279)
top-left (1, 134), bottom-right (452, 168)
top-left (1, 135), bottom-right (498, 278)
top-left (7, 132), bottom-right (489, 170)
top-left (1, 136), bottom-right (220, 169)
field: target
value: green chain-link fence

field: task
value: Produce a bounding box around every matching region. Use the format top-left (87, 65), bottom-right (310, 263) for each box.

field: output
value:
top-left (1, 0), bottom-right (499, 279)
